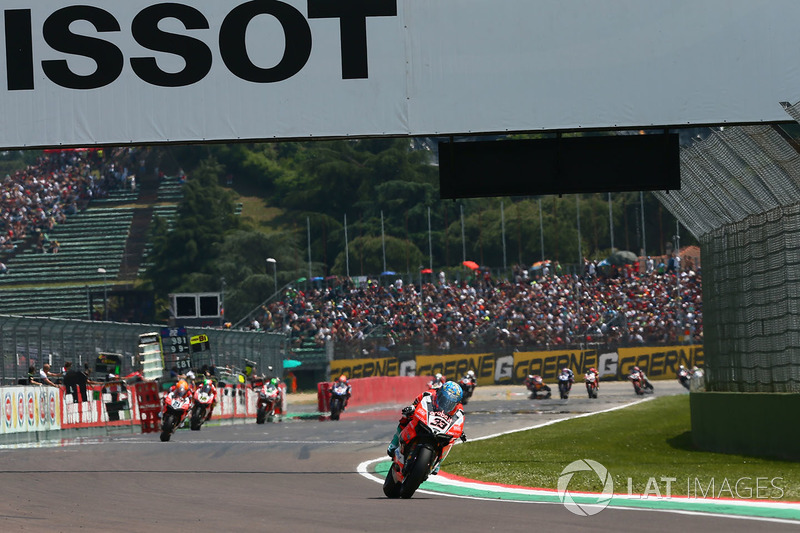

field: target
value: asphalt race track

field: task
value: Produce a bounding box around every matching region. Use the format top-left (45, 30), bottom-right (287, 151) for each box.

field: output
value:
top-left (0, 382), bottom-right (796, 532)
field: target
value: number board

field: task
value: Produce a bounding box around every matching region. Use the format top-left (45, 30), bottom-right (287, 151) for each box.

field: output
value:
top-left (175, 358), bottom-right (193, 371)
top-left (160, 327), bottom-right (189, 354)
top-left (190, 334), bottom-right (211, 353)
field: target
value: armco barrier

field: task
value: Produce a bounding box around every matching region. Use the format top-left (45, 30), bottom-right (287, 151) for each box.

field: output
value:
top-left (318, 376), bottom-right (432, 412)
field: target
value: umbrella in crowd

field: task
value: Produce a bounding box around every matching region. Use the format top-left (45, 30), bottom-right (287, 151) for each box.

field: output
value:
top-left (311, 276), bottom-right (324, 281)
top-left (531, 260), bottom-right (551, 270)
top-left (296, 277), bottom-right (307, 283)
top-left (420, 268), bottom-right (433, 274)
top-left (283, 359), bottom-right (302, 369)
top-left (606, 250), bottom-right (639, 266)
top-left (462, 260), bottom-right (480, 270)
top-left (381, 271), bottom-right (397, 276)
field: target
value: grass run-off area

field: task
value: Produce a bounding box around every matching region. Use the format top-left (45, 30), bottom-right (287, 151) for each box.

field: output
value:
top-left (444, 395), bottom-right (799, 500)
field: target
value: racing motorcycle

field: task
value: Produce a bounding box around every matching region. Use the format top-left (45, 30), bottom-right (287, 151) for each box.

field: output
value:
top-left (525, 375), bottom-right (551, 399)
top-left (329, 381), bottom-right (350, 421)
top-left (629, 371), bottom-right (654, 395)
top-left (458, 376), bottom-right (476, 405)
top-left (677, 367), bottom-right (691, 390)
top-left (190, 381), bottom-right (216, 430)
top-left (557, 371), bottom-right (573, 399)
top-left (383, 394), bottom-right (466, 499)
top-left (256, 381), bottom-right (280, 424)
top-left (160, 389), bottom-right (193, 442)
top-left (584, 372), bottom-right (599, 399)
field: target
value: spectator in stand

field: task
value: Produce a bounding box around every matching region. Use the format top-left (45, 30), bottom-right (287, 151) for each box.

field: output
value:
top-left (37, 364), bottom-right (59, 387)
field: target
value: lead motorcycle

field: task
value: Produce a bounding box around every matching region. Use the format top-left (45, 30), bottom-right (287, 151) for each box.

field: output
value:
top-left (256, 381), bottom-right (281, 424)
top-left (383, 394), bottom-right (466, 499)
top-left (160, 389), bottom-right (193, 442)
top-left (677, 366), bottom-right (691, 390)
top-left (190, 380), bottom-right (216, 430)
top-left (329, 381), bottom-right (350, 421)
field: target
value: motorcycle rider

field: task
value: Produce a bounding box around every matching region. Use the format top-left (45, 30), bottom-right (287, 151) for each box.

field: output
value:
top-left (524, 374), bottom-right (551, 399)
top-left (386, 381), bottom-right (464, 474)
top-left (428, 372), bottom-right (446, 390)
top-left (331, 374), bottom-right (352, 411)
top-left (197, 374), bottom-right (218, 421)
top-left (586, 367), bottom-right (600, 386)
top-left (630, 366), bottom-right (653, 390)
top-left (267, 377), bottom-right (285, 416)
top-left (460, 370), bottom-right (477, 396)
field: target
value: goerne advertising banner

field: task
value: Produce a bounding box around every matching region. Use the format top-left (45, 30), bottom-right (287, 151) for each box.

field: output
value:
top-left (415, 353), bottom-right (495, 382)
top-left (616, 345), bottom-right (704, 381)
top-left (1, 1), bottom-right (798, 148)
top-left (512, 350), bottom-right (600, 383)
top-left (330, 357), bottom-right (401, 379)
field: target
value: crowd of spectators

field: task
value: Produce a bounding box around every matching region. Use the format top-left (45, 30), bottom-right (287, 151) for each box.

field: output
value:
top-left (0, 148), bottom-right (144, 260)
top-left (248, 259), bottom-right (702, 354)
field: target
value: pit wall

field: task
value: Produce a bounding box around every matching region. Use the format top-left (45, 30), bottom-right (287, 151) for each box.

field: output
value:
top-left (0, 383), bottom-right (271, 440)
top-left (690, 392), bottom-right (800, 460)
top-left (329, 345), bottom-right (703, 384)
top-left (317, 376), bottom-right (431, 413)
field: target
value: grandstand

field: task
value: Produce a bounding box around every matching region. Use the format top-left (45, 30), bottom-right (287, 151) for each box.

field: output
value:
top-left (0, 169), bottom-right (185, 319)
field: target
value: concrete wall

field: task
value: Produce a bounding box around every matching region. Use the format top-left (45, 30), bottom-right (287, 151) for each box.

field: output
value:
top-left (690, 392), bottom-right (800, 460)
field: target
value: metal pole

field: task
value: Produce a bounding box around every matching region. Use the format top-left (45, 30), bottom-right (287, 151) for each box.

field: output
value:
top-left (427, 207), bottom-right (433, 272)
top-left (640, 191), bottom-right (646, 256)
top-left (501, 201), bottom-right (507, 272)
top-left (576, 195), bottom-right (582, 269)
top-left (307, 216), bottom-right (312, 279)
top-left (460, 204), bottom-right (466, 263)
top-left (381, 210), bottom-right (386, 273)
top-left (344, 214), bottom-right (350, 278)
top-left (608, 193), bottom-right (614, 252)
top-left (538, 198), bottom-right (544, 262)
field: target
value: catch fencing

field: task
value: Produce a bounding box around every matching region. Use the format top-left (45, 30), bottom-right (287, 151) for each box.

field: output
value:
top-left (655, 123), bottom-right (800, 392)
top-left (0, 315), bottom-right (287, 386)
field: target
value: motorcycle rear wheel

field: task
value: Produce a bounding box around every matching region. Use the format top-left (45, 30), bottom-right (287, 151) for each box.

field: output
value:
top-left (160, 414), bottom-right (174, 442)
top-left (383, 464), bottom-right (402, 498)
top-left (400, 446), bottom-right (434, 499)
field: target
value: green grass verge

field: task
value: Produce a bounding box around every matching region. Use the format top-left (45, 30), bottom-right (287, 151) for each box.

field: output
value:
top-left (445, 395), bottom-right (800, 500)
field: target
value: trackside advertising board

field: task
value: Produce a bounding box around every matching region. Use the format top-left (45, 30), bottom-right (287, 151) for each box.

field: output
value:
top-left (1, 1), bottom-right (799, 148)
top-left (329, 346), bottom-right (703, 384)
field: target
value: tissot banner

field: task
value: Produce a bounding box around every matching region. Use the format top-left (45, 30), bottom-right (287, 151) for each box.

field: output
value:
top-left (1, 1), bottom-right (799, 147)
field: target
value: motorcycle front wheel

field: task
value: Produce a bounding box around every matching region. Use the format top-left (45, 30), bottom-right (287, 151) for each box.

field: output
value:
top-left (330, 398), bottom-right (341, 421)
top-left (160, 414), bottom-right (174, 442)
top-left (190, 406), bottom-right (204, 430)
top-left (400, 446), bottom-right (434, 499)
top-left (256, 406), bottom-right (266, 424)
top-left (383, 464), bottom-right (402, 499)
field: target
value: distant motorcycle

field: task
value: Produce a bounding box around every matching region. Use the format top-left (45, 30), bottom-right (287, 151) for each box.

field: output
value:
top-left (584, 372), bottom-right (599, 399)
top-left (256, 382), bottom-right (280, 424)
top-left (459, 376), bottom-right (476, 405)
top-left (558, 371), bottom-right (573, 399)
top-left (525, 375), bottom-right (551, 400)
top-left (190, 381), bottom-right (216, 430)
top-left (677, 367), bottom-right (691, 390)
top-left (160, 390), bottom-right (192, 442)
top-left (329, 381), bottom-right (350, 421)
top-left (629, 370), bottom-right (654, 395)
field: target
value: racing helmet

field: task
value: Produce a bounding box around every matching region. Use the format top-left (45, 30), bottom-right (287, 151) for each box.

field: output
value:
top-left (338, 374), bottom-right (348, 383)
top-left (562, 368), bottom-right (570, 374)
top-left (435, 372), bottom-right (444, 382)
top-left (434, 381), bottom-right (463, 415)
top-left (589, 367), bottom-right (597, 374)
top-left (270, 377), bottom-right (279, 386)
top-left (632, 366), bottom-right (640, 372)
top-left (527, 374), bottom-right (534, 380)
top-left (466, 370), bottom-right (475, 379)
top-left (175, 379), bottom-right (189, 397)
